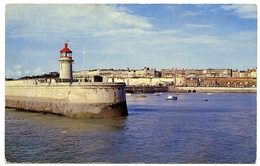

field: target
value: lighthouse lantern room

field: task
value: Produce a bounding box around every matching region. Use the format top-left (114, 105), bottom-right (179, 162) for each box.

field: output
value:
top-left (59, 42), bottom-right (74, 81)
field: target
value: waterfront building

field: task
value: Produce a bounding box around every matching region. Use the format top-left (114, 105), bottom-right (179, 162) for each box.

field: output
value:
top-left (232, 70), bottom-right (240, 78)
top-left (134, 67), bottom-right (156, 78)
top-left (248, 68), bottom-right (257, 78)
top-left (239, 70), bottom-right (250, 78)
top-left (73, 67), bottom-right (157, 81)
top-left (199, 78), bottom-right (217, 87)
top-left (232, 68), bottom-right (257, 78)
top-left (113, 69), bottom-right (136, 78)
top-left (184, 77), bottom-right (198, 87)
top-left (161, 68), bottom-right (232, 78)
top-left (202, 68), bottom-right (232, 78)
top-left (197, 77), bottom-right (256, 87)
top-left (161, 68), bottom-right (175, 78)
top-left (185, 69), bottom-right (203, 77)
top-left (174, 69), bottom-right (186, 78)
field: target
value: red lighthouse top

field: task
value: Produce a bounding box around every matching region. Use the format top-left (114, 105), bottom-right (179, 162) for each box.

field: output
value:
top-left (60, 43), bottom-right (72, 53)
top-left (60, 42), bottom-right (72, 59)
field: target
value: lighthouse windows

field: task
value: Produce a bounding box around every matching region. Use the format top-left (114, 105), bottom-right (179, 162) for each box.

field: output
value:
top-left (60, 52), bottom-right (72, 57)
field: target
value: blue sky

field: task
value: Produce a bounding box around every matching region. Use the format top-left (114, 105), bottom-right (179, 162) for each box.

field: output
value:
top-left (5, 4), bottom-right (257, 78)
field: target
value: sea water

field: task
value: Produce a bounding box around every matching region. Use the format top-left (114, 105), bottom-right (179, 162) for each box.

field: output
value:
top-left (5, 93), bottom-right (256, 163)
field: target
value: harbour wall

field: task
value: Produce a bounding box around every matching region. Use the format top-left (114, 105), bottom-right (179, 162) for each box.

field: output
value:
top-left (5, 79), bottom-right (128, 118)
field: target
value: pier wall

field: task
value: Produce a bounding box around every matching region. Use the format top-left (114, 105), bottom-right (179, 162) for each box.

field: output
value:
top-left (5, 79), bottom-right (128, 118)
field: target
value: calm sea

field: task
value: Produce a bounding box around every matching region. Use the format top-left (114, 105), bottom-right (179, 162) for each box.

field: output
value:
top-left (5, 93), bottom-right (256, 163)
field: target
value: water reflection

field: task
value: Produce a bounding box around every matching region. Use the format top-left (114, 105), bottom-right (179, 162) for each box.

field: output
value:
top-left (5, 109), bottom-right (130, 163)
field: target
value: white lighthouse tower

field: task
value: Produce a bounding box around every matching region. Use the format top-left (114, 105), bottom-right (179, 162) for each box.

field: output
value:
top-left (59, 42), bottom-right (74, 81)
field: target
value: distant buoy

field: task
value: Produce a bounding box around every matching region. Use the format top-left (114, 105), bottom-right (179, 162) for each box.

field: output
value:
top-left (205, 99), bottom-right (208, 101)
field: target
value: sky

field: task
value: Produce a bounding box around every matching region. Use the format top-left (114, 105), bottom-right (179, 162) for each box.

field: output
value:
top-left (5, 3), bottom-right (257, 78)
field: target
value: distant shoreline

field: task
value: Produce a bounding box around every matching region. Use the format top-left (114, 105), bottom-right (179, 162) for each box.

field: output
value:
top-left (170, 86), bottom-right (257, 93)
top-left (125, 85), bottom-right (257, 93)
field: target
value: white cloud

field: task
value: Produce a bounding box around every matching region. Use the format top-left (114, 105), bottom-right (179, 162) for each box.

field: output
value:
top-left (221, 4), bottom-right (257, 19)
top-left (15, 64), bottom-right (21, 69)
top-left (15, 70), bottom-right (22, 76)
top-left (5, 64), bottom-right (23, 78)
top-left (33, 67), bottom-right (44, 75)
top-left (224, 31), bottom-right (257, 51)
top-left (25, 70), bottom-right (30, 75)
top-left (5, 66), bottom-right (47, 78)
top-left (93, 28), bottom-right (146, 37)
top-left (179, 10), bottom-right (202, 18)
top-left (5, 70), bottom-right (14, 78)
top-left (5, 4), bottom-right (257, 72)
top-left (5, 4), bottom-right (153, 40)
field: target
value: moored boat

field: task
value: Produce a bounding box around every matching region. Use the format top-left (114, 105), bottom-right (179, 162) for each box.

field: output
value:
top-left (126, 92), bottom-right (132, 96)
top-left (153, 92), bottom-right (160, 96)
top-left (136, 94), bottom-right (146, 98)
top-left (167, 95), bottom-right (177, 100)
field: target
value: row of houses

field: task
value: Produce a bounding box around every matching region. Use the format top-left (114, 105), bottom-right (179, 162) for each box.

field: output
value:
top-left (161, 68), bottom-right (257, 78)
top-left (73, 67), bottom-right (257, 79)
top-left (72, 67), bottom-right (257, 87)
top-left (185, 77), bottom-right (256, 88)
top-left (73, 67), bottom-right (161, 80)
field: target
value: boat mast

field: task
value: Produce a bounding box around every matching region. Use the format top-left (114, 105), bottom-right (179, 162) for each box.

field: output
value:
top-left (83, 47), bottom-right (86, 70)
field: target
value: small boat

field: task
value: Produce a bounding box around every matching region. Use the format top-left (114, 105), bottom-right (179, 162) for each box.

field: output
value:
top-left (137, 86), bottom-right (146, 98)
top-left (136, 94), bottom-right (146, 98)
top-left (167, 95), bottom-right (177, 100)
top-left (154, 89), bottom-right (161, 96)
top-left (153, 92), bottom-right (160, 96)
top-left (207, 93), bottom-right (212, 95)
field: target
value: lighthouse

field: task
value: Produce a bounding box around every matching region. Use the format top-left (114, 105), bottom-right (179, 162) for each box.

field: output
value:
top-left (59, 42), bottom-right (74, 81)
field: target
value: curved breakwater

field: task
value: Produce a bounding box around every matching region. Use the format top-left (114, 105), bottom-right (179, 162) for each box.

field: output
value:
top-left (5, 79), bottom-right (128, 118)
